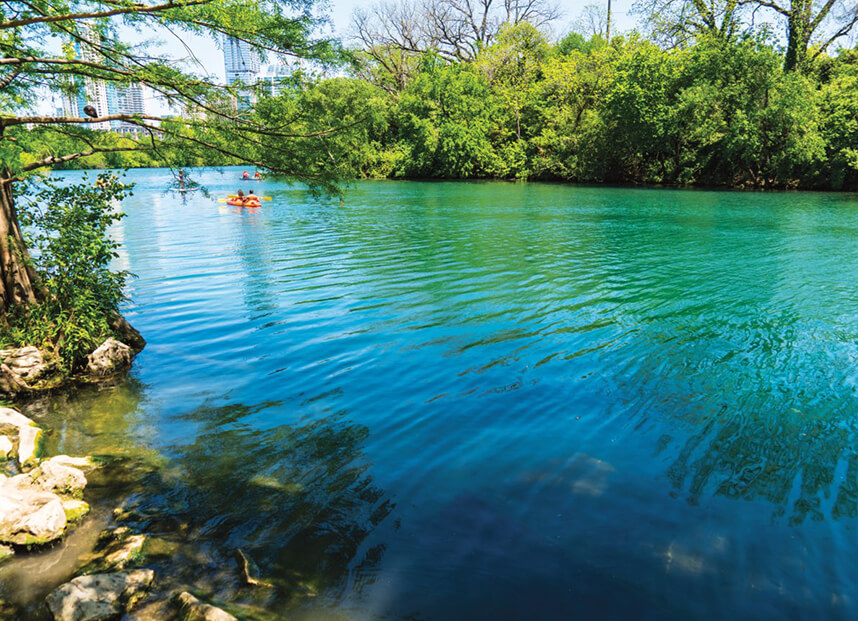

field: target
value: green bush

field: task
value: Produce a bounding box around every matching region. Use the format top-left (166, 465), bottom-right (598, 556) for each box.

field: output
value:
top-left (0, 173), bottom-right (132, 371)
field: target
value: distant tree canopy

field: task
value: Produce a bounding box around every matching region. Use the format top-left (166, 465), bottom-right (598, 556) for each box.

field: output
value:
top-left (10, 0), bottom-right (858, 194)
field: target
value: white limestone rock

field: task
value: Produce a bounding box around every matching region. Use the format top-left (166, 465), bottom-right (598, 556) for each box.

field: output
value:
top-left (45, 570), bottom-right (155, 621)
top-left (22, 460), bottom-right (87, 497)
top-left (175, 592), bottom-right (238, 621)
top-left (0, 346), bottom-right (47, 381)
top-left (0, 436), bottom-right (13, 461)
top-left (62, 498), bottom-right (91, 522)
top-left (0, 483), bottom-right (67, 545)
top-left (0, 407), bottom-right (43, 467)
top-left (86, 338), bottom-right (134, 378)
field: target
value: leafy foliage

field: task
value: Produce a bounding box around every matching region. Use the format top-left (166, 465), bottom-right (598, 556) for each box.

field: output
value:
top-left (0, 173), bottom-right (131, 369)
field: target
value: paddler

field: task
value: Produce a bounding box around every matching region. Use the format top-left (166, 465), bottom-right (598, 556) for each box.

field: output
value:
top-left (242, 170), bottom-right (250, 180)
top-left (246, 190), bottom-right (261, 207)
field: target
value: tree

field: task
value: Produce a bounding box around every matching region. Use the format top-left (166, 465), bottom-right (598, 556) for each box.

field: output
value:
top-left (476, 23), bottom-right (550, 148)
top-left (574, 3), bottom-right (610, 39)
top-left (750, 0), bottom-right (858, 70)
top-left (352, 0), bottom-right (429, 92)
top-left (631, 0), bottom-right (748, 47)
top-left (0, 0), bottom-right (343, 325)
top-left (351, 0), bottom-right (561, 70)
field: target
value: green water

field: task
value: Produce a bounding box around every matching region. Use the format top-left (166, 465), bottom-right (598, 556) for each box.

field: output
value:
top-left (2, 168), bottom-right (858, 620)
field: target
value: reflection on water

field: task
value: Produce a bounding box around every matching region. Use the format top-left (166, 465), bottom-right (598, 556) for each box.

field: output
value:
top-left (3, 169), bottom-right (858, 619)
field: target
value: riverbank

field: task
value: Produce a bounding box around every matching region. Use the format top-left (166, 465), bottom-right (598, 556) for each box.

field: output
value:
top-left (0, 407), bottom-right (286, 620)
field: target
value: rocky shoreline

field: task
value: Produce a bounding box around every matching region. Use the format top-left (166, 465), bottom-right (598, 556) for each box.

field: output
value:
top-left (0, 408), bottom-right (242, 620)
top-left (0, 312), bottom-right (146, 398)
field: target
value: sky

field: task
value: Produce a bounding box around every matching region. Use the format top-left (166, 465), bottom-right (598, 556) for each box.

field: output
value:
top-left (153, 0), bottom-right (639, 83)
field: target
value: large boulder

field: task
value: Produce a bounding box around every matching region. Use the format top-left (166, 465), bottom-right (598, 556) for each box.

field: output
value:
top-left (86, 338), bottom-right (134, 378)
top-left (45, 569), bottom-right (154, 621)
top-left (108, 312), bottom-right (147, 353)
top-left (0, 483), bottom-right (67, 545)
top-left (0, 347), bottom-right (54, 395)
top-left (19, 459), bottom-right (87, 497)
top-left (0, 407), bottom-right (42, 467)
top-left (0, 346), bottom-right (48, 381)
top-left (174, 592), bottom-right (238, 621)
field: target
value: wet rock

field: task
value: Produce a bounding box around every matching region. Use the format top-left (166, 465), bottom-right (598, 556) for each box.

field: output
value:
top-left (62, 499), bottom-right (91, 522)
top-left (0, 543), bottom-right (13, 563)
top-left (0, 407), bottom-right (42, 467)
top-left (108, 312), bottom-right (146, 353)
top-left (0, 436), bottom-right (12, 461)
top-left (81, 527), bottom-right (149, 573)
top-left (0, 483), bottom-right (67, 545)
top-left (86, 338), bottom-right (134, 378)
top-left (45, 569), bottom-right (154, 621)
top-left (174, 592), bottom-right (238, 621)
top-left (141, 536), bottom-right (180, 559)
top-left (0, 346), bottom-right (48, 382)
top-left (23, 459), bottom-right (87, 497)
top-left (97, 533), bottom-right (148, 572)
top-left (48, 455), bottom-right (97, 471)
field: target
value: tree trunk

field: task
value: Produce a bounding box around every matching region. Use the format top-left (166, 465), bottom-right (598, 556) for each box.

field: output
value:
top-left (0, 179), bottom-right (43, 319)
top-left (784, 2), bottom-right (811, 72)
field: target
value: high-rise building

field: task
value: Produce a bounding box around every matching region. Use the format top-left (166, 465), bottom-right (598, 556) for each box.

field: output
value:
top-left (63, 23), bottom-right (148, 132)
top-left (113, 84), bottom-right (149, 133)
top-left (223, 36), bottom-right (261, 110)
top-left (256, 61), bottom-right (298, 97)
top-left (223, 36), bottom-right (260, 86)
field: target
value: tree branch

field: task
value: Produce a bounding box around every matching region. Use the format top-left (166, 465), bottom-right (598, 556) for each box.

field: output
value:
top-left (0, 0), bottom-right (212, 30)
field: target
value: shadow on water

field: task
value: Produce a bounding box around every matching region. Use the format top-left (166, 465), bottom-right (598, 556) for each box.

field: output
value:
top-left (2, 382), bottom-right (393, 620)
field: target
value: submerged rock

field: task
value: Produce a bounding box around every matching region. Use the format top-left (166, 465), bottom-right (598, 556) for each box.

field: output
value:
top-left (0, 483), bottom-right (67, 545)
top-left (49, 455), bottom-right (97, 471)
top-left (0, 407), bottom-right (43, 467)
top-left (86, 338), bottom-right (134, 378)
top-left (88, 531), bottom-right (148, 572)
top-left (174, 592), bottom-right (238, 621)
top-left (45, 569), bottom-right (154, 621)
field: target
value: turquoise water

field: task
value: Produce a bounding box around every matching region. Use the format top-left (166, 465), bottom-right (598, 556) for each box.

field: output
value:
top-left (9, 168), bottom-right (858, 619)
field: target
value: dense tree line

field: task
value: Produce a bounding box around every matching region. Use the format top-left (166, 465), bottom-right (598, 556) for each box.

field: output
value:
top-left (250, 23), bottom-right (857, 190)
top-left (14, 0), bottom-right (858, 191)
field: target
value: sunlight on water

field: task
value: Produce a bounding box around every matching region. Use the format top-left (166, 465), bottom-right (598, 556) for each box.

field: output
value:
top-left (3, 168), bottom-right (858, 620)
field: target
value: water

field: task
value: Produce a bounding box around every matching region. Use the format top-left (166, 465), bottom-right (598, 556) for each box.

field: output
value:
top-left (3, 167), bottom-right (858, 619)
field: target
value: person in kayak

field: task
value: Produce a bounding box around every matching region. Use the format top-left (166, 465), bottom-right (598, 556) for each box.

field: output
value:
top-left (254, 171), bottom-right (262, 180)
top-left (242, 170), bottom-right (250, 180)
top-left (178, 169), bottom-right (185, 188)
top-left (246, 190), bottom-right (261, 207)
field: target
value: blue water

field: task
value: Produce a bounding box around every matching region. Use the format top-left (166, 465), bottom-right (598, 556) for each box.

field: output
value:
top-left (12, 167), bottom-right (858, 619)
